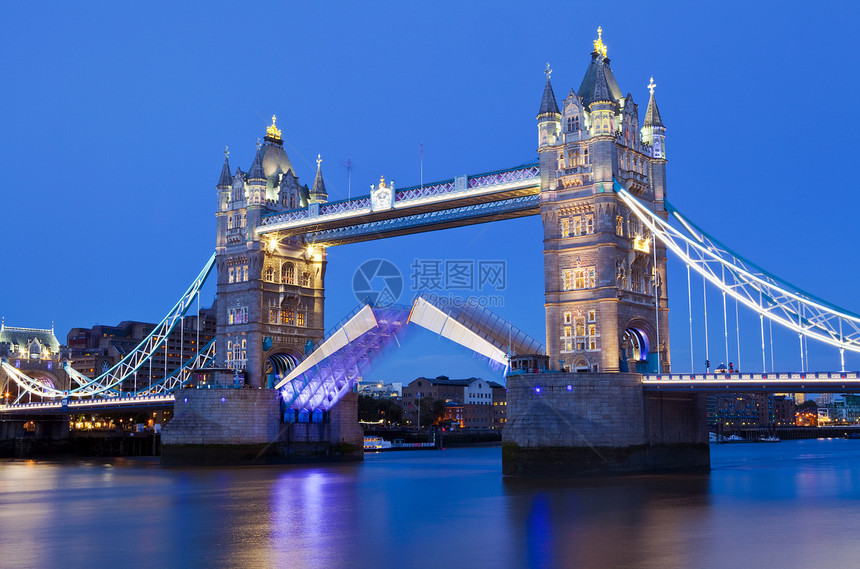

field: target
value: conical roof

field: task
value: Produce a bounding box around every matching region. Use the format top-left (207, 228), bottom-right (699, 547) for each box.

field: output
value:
top-left (643, 90), bottom-right (664, 128)
top-left (248, 146), bottom-right (266, 180)
top-left (261, 139), bottom-right (294, 179)
top-left (577, 52), bottom-right (623, 107)
top-left (311, 155), bottom-right (328, 200)
top-left (537, 75), bottom-right (560, 117)
top-left (217, 155), bottom-right (232, 187)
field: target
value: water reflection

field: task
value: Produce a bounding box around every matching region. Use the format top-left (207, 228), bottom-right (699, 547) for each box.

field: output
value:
top-left (504, 473), bottom-right (710, 568)
top-left (2, 442), bottom-right (860, 568)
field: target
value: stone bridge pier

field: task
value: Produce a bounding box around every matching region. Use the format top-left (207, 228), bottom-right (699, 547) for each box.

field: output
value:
top-left (502, 367), bottom-right (709, 476)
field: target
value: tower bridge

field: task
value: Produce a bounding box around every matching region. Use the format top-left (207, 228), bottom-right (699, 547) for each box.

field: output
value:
top-left (3, 29), bottom-right (860, 472)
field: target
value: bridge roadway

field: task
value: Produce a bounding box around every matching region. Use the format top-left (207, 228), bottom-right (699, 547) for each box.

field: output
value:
top-left (641, 371), bottom-right (860, 393)
top-left (5, 371), bottom-right (860, 416)
top-left (0, 393), bottom-right (175, 416)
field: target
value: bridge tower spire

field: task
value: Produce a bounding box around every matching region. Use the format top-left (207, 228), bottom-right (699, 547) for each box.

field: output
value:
top-left (537, 29), bottom-right (670, 374)
top-left (214, 116), bottom-right (327, 388)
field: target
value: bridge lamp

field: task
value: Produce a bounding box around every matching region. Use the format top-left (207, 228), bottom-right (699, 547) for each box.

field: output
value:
top-left (534, 386), bottom-right (541, 394)
top-left (306, 244), bottom-right (324, 262)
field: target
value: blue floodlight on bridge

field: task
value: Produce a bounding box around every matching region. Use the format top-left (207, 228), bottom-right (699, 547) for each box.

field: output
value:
top-left (276, 295), bottom-right (545, 412)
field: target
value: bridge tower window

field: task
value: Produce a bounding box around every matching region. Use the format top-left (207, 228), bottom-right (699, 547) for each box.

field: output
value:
top-left (265, 266), bottom-right (275, 282)
top-left (561, 218), bottom-right (569, 238)
top-left (281, 263), bottom-right (295, 285)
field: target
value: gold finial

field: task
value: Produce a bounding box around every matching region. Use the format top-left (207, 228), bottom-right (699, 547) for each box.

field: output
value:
top-left (593, 26), bottom-right (607, 58)
top-left (316, 153), bottom-right (322, 169)
top-left (266, 114), bottom-right (282, 140)
top-left (544, 62), bottom-right (552, 80)
top-left (224, 145), bottom-right (230, 159)
top-left (379, 175), bottom-right (386, 189)
top-left (647, 76), bottom-right (656, 96)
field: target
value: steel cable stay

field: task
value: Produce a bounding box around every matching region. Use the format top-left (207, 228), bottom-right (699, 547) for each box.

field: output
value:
top-left (139, 337), bottom-right (217, 396)
top-left (0, 254), bottom-right (216, 400)
top-left (613, 180), bottom-right (860, 355)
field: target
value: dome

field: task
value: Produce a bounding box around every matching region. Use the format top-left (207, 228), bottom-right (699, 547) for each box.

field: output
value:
top-left (261, 141), bottom-right (294, 179)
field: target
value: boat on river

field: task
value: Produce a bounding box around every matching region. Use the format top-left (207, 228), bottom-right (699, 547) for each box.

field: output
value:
top-left (363, 436), bottom-right (393, 450)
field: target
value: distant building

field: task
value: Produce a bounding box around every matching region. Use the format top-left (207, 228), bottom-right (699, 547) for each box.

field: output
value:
top-left (357, 381), bottom-right (402, 399)
top-left (66, 307), bottom-right (216, 392)
top-left (402, 376), bottom-right (504, 430)
top-left (709, 393), bottom-right (795, 429)
top-left (0, 323), bottom-right (70, 401)
top-left (817, 394), bottom-right (860, 425)
top-left (489, 381), bottom-right (507, 429)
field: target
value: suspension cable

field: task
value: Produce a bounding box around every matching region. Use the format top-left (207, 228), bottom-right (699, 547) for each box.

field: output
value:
top-left (613, 180), bottom-right (860, 356)
top-left (687, 242), bottom-right (694, 373)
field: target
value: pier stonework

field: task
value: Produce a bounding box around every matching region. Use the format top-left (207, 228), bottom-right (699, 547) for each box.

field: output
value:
top-left (161, 388), bottom-right (362, 465)
top-left (503, 371), bottom-right (709, 475)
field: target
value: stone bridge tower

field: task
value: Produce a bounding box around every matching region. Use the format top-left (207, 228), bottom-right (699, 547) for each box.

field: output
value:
top-left (538, 28), bottom-right (670, 374)
top-left (215, 117), bottom-right (327, 387)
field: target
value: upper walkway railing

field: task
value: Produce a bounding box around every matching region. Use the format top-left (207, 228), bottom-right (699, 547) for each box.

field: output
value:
top-left (641, 371), bottom-right (860, 392)
top-left (257, 163), bottom-right (540, 234)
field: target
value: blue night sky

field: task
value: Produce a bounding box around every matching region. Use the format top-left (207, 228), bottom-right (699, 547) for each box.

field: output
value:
top-left (3, 1), bottom-right (860, 383)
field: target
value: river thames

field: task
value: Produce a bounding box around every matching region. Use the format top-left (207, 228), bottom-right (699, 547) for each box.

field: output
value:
top-left (2, 439), bottom-right (860, 568)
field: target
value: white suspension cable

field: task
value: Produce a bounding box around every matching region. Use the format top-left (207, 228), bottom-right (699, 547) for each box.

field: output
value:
top-left (703, 272), bottom-right (710, 372)
top-left (2, 254), bottom-right (216, 400)
top-left (760, 289), bottom-right (766, 373)
top-left (613, 180), bottom-right (860, 357)
top-left (735, 296), bottom-right (741, 372)
top-left (653, 231), bottom-right (661, 373)
top-left (722, 265), bottom-right (729, 369)
top-left (687, 243), bottom-right (694, 373)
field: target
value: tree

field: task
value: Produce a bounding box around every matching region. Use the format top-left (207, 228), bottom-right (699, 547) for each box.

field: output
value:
top-left (358, 394), bottom-right (403, 425)
top-left (358, 394), bottom-right (379, 422)
top-left (419, 398), bottom-right (447, 427)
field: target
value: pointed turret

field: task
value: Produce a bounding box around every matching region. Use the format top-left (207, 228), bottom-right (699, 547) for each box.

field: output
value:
top-left (537, 63), bottom-right (561, 148)
top-left (577, 28), bottom-right (623, 108)
top-left (643, 84), bottom-right (664, 128)
top-left (248, 144), bottom-right (266, 181)
top-left (590, 58), bottom-right (614, 105)
top-left (309, 154), bottom-right (328, 204)
top-left (641, 76), bottom-right (666, 160)
top-left (217, 147), bottom-right (232, 188)
top-left (538, 71), bottom-right (560, 117)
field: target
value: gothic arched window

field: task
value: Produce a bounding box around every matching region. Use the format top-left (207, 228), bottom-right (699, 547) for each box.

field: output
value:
top-left (281, 263), bottom-right (295, 285)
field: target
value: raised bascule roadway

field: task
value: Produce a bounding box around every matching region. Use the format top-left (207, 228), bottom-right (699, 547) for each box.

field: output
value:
top-left (3, 29), bottom-right (859, 472)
